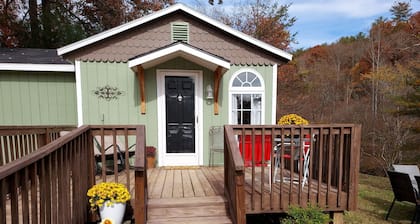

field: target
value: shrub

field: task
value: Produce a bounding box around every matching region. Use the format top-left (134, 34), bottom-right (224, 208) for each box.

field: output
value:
top-left (281, 204), bottom-right (331, 224)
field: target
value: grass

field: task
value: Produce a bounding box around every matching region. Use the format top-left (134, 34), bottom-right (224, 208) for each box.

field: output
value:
top-left (344, 173), bottom-right (416, 224)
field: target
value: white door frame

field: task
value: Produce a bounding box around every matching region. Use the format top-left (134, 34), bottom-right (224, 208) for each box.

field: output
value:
top-left (156, 69), bottom-right (203, 166)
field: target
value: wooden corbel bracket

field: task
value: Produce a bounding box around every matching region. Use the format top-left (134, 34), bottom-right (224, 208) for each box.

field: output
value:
top-left (213, 66), bottom-right (223, 115)
top-left (136, 65), bottom-right (146, 114)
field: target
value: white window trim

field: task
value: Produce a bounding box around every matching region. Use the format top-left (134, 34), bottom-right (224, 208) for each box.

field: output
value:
top-left (228, 68), bottom-right (265, 125)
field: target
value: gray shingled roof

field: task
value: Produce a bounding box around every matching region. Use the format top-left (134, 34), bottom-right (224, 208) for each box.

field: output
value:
top-left (0, 48), bottom-right (71, 64)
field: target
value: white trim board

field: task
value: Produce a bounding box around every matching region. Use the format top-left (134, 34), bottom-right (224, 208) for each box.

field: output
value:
top-left (0, 63), bottom-right (74, 72)
top-left (75, 61), bottom-right (84, 127)
top-left (128, 42), bottom-right (230, 71)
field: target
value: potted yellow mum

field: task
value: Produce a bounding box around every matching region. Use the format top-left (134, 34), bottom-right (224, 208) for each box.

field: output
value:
top-left (87, 182), bottom-right (131, 224)
top-left (278, 113), bottom-right (309, 125)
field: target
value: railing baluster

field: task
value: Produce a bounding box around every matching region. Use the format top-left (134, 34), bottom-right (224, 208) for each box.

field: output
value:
top-left (30, 163), bottom-right (38, 224)
top-left (0, 178), bottom-right (7, 224)
top-left (10, 174), bottom-right (19, 224)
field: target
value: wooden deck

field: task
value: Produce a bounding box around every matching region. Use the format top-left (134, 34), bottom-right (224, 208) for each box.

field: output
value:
top-left (95, 167), bottom-right (230, 223)
top-left (1, 124), bottom-right (360, 224)
top-left (5, 166), bottom-right (344, 223)
top-left (95, 167), bottom-right (225, 198)
top-left (145, 167), bottom-right (231, 224)
top-left (147, 167), bottom-right (224, 198)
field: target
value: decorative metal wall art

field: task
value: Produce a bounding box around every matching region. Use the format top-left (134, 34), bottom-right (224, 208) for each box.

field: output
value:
top-left (93, 85), bottom-right (124, 101)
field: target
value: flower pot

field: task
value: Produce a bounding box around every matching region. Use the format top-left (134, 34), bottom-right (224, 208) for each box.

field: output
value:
top-left (99, 201), bottom-right (126, 224)
top-left (147, 156), bottom-right (155, 168)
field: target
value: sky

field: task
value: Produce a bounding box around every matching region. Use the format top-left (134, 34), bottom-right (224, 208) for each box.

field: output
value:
top-left (176, 0), bottom-right (420, 50)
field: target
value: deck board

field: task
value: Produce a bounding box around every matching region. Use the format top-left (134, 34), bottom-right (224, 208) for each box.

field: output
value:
top-left (162, 169), bottom-right (174, 198)
top-left (196, 168), bottom-right (216, 196)
top-left (190, 169), bottom-right (205, 197)
top-left (150, 169), bottom-right (165, 198)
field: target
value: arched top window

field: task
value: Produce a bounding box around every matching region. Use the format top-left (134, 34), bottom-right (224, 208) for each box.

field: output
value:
top-left (231, 71), bottom-right (262, 87)
top-left (229, 69), bottom-right (265, 125)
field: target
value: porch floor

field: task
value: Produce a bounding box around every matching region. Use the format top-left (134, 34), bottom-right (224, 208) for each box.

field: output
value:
top-left (147, 167), bottom-right (225, 199)
top-left (145, 167), bottom-right (231, 224)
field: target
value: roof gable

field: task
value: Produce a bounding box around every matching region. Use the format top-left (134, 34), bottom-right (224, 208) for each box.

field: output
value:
top-left (128, 42), bottom-right (230, 72)
top-left (57, 3), bottom-right (292, 62)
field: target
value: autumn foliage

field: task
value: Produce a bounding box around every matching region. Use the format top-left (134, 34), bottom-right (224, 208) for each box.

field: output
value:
top-left (278, 10), bottom-right (420, 175)
top-left (0, 0), bottom-right (174, 48)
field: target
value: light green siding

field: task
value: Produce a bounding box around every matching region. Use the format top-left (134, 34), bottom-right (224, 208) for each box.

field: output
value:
top-left (80, 61), bottom-right (158, 147)
top-left (79, 60), bottom-right (274, 166)
top-left (0, 71), bottom-right (77, 125)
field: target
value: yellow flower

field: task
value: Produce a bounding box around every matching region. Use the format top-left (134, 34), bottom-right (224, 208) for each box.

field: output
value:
top-left (100, 218), bottom-right (114, 224)
top-left (278, 114), bottom-right (309, 125)
top-left (87, 182), bottom-right (131, 211)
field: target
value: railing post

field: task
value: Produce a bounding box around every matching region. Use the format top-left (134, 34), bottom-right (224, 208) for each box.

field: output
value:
top-left (235, 171), bottom-right (246, 224)
top-left (133, 126), bottom-right (147, 224)
top-left (135, 170), bottom-right (146, 224)
top-left (348, 124), bottom-right (361, 210)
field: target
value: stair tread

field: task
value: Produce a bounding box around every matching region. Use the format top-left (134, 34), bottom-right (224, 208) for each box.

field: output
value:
top-left (147, 215), bottom-right (232, 224)
top-left (148, 196), bottom-right (226, 208)
top-left (148, 204), bottom-right (228, 219)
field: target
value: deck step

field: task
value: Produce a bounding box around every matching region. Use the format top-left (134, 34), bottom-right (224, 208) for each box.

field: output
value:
top-left (146, 216), bottom-right (232, 224)
top-left (147, 196), bottom-right (232, 224)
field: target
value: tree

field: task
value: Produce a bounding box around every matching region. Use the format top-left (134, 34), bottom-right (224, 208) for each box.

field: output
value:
top-left (0, 0), bottom-right (25, 47)
top-left (276, 8), bottom-right (420, 174)
top-left (0, 0), bottom-right (174, 48)
top-left (394, 61), bottom-right (420, 132)
top-left (390, 1), bottom-right (412, 22)
top-left (216, 0), bottom-right (296, 50)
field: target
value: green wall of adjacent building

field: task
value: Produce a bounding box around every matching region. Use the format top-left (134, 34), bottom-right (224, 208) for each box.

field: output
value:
top-left (79, 59), bottom-right (275, 165)
top-left (0, 71), bottom-right (77, 125)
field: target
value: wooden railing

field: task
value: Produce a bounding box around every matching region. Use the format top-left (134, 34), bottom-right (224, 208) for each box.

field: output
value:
top-left (224, 125), bottom-right (246, 224)
top-left (0, 125), bottom-right (146, 224)
top-left (88, 126), bottom-right (147, 224)
top-left (0, 126), bottom-right (75, 165)
top-left (224, 124), bottom-right (361, 224)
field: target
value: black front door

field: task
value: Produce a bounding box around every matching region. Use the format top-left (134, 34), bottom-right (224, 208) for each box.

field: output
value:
top-left (165, 76), bottom-right (195, 153)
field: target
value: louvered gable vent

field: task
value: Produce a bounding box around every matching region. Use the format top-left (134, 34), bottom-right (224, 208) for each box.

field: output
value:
top-left (171, 22), bottom-right (189, 43)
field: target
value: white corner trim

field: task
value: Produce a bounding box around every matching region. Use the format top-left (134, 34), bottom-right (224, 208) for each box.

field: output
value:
top-left (75, 61), bottom-right (84, 127)
top-left (128, 43), bottom-right (230, 69)
top-left (0, 63), bottom-right (74, 72)
top-left (272, 64), bottom-right (278, 125)
top-left (57, 4), bottom-right (292, 61)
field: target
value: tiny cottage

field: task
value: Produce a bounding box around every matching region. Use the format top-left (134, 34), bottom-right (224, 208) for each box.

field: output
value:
top-left (0, 3), bottom-right (292, 166)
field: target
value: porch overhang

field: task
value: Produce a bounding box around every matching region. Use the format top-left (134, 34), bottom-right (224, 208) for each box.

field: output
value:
top-left (128, 42), bottom-right (230, 115)
top-left (127, 42), bottom-right (230, 72)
